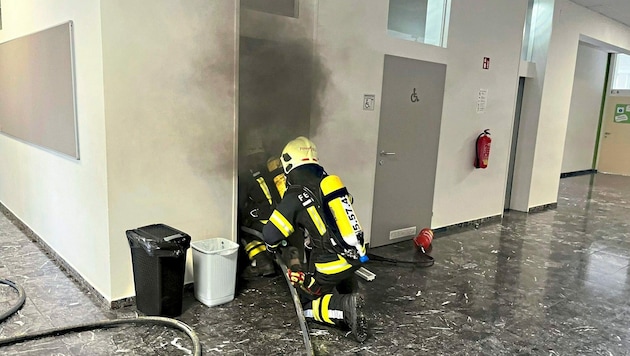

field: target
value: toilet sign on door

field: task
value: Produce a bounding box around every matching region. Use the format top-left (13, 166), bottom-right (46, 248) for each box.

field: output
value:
top-left (483, 57), bottom-right (490, 70)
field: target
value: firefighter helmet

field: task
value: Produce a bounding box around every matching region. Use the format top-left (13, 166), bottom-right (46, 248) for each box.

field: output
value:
top-left (280, 136), bottom-right (319, 174)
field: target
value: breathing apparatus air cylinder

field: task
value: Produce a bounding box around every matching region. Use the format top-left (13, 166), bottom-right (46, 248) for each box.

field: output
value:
top-left (320, 175), bottom-right (369, 263)
top-left (267, 157), bottom-right (287, 198)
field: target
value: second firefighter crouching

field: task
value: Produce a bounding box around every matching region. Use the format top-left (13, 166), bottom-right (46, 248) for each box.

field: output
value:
top-left (262, 136), bottom-right (369, 343)
top-left (237, 131), bottom-right (286, 278)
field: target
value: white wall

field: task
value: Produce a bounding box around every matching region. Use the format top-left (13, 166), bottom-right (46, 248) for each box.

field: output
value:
top-left (431, 0), bottom-right (528, 227)
top-left (527, 0), bottom-right (630, 208)
top-left (510, 0), bottom-right (556, 212)
top-left (0, 0), bottom-right (238, 302)
top-left (314, 0), bottom-right (528, 233)
top-left (0, 0), bottom-right (112, 297)
top-left (561, 43), bottom-right (608, 173)
top-left (101, 0), bottom-right (238, 300)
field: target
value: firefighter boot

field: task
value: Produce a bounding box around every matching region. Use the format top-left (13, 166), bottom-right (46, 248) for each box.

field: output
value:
top-left (341, 293), bottom-right (368, 343)
top-left (242, 253), bottom-right (275, 278)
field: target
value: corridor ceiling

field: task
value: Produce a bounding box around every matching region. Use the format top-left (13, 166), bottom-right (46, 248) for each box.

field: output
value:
top-left (570, 0), bottom-right (630, 28)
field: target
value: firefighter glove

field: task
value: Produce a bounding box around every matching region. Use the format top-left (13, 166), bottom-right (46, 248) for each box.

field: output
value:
top-left (295, 273), bottom-right (320, 297)
top-left (288, 270), bottom-right (319, 296)
top-left (287, 269), bottom-right (305, 287)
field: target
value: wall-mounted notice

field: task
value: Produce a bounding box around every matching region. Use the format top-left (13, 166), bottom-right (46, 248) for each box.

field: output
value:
top-left (614, 104), bottom-right (630, 124)
top-left (363, 94), bottom-right (375, 111)
top-left (0, 22), bottom-right (79, 159)
top-left (477, 89), bottom-right (488, 114)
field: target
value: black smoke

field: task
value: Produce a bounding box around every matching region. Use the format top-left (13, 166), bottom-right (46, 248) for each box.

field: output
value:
top-left (238, 36), bottom-right (329, 162)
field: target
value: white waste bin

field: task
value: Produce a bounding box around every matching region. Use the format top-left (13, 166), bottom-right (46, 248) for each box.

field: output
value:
top-left (191, 238), bottom-right (239, 307)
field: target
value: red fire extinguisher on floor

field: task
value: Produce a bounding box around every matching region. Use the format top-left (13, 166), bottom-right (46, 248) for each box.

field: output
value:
top-left (474, 129), bottom-right (491, 169)
top-left (413, 228), bottom-right (433, 253)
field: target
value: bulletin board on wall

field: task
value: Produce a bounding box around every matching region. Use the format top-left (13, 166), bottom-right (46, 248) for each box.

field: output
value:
top-left (0, 21), bottom-right (79, 159)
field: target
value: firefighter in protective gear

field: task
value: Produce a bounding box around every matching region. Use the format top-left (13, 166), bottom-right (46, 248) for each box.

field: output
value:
top-left (262, 136), bottom-right (369, 342)
top-left (238, 131), bottom-right (283, 278)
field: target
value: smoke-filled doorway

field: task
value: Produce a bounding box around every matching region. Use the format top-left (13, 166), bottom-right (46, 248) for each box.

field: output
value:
top-left (238, 36), bottom-right (314, 161)
top-left (236, 28), bottom-right (330, 282)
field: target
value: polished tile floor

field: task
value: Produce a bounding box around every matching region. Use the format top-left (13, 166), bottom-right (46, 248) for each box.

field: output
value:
top-left (1, 173), bottom-right (630, 355)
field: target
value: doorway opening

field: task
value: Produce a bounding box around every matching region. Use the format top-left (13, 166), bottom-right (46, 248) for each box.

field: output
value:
top-left (504, 77), bottom-right (525, 210)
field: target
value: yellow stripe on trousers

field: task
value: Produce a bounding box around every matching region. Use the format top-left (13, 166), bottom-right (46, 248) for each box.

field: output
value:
top-left (311, 294), bottom-right (334, 324)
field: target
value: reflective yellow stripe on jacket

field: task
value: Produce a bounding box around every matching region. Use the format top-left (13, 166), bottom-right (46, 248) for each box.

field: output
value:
top-left (256, 177), bottom-right (273, 205)
top-left (306, 206), bottom-right (326, 236)
top-left (269, 210), bottom-right (294, 237)
top-left (245, 240), bottom-right (266, 259)
top-left (315, 255), bottom-right (352, 275)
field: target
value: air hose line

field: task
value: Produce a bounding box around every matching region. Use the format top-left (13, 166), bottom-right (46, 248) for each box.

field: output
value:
top-left (0, 279), bottom-right (201, 356)
top-left (0, 279), bottom-right (26, 322)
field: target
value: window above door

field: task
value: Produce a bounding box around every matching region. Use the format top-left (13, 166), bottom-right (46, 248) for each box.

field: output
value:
top-left (611, 53), bottom-right (630, 94)
top-left (387, 0), bottom-right (450, 47)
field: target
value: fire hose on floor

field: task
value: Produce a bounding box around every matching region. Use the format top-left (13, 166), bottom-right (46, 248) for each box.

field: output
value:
top-left (366, 228), bottom-right (436, 267)
top-left (366, 251), bottom-right (434, 267)
top-left (274, 255), bottom-right (315, 356)
top-left (0, 279), bottom-right (202, 356)
top-left (0, 279), bottom-right (25, 322)
top-left (273, 230), bottom-right (434, 355)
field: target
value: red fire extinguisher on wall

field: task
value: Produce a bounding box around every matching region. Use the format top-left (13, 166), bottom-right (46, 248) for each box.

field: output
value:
top-left (474, 129), bottom-right (491, 169)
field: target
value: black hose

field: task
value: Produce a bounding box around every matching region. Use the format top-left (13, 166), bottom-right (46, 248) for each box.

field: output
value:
top-left (0, 279), bottom-right (201, 355)
top-left (275, 255), bottom-right (314, 356)
top-left (0, 279), bottom-right (26, 322)
top-left (367, 252), bottom-right (435, 267)
top-left (0, 316), bottom-right (202, 355)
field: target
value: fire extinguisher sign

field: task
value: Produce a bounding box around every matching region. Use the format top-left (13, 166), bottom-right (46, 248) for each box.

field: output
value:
top-left (483, 57), bottom-right (490, 70)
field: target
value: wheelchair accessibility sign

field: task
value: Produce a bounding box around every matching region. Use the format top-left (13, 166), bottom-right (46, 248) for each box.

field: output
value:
top-left (614, 104), bottom-right (630, 124)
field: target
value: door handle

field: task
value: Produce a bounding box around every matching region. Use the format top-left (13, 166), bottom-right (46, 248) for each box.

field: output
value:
top-left (380, 150), bottom-right (396, 156)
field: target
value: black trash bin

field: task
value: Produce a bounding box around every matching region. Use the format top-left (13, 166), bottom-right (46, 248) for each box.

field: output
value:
top-left (126, 223), bottom-right (191, 317)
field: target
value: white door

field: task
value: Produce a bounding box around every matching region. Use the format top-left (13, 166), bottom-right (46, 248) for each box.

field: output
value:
top-left (370, 55), bottom-right (446, 248)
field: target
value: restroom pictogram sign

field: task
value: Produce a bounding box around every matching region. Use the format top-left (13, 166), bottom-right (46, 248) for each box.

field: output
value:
top-left (483, 57), bottom-right (490, 70)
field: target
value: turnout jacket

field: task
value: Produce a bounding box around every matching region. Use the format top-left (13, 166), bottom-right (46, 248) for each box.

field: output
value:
top-left (238, 163), bottom-right (282, 229)
top-left (262, 167), bottom-right (331, 250)
top-left (262, 166), bottom-right (362, 287)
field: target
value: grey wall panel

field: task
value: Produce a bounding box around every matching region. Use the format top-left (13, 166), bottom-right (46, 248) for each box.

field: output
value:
top-left (0, 22), bottom-right (78, 159)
